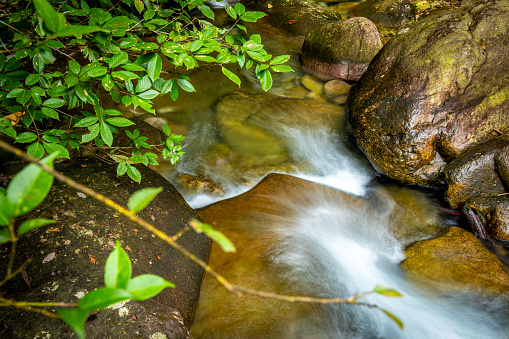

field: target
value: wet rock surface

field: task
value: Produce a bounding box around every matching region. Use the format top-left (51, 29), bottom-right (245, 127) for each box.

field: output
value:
top-left (402, 226), bottom-right (509, 295)
top-left (244, 0), bottom-right (343, 38)
top-left (300, 17), bottom-right (383, 81)
top-left (347, 0), bottom-right (509, 185)
top-left (466, 196), bottom-right (509, 241)
top-left (444, 136), bottom-right (509, 208)
top-left (349, 0), bottom-right (414, 27)
top-left (0, 158), bottom-right (211, 336)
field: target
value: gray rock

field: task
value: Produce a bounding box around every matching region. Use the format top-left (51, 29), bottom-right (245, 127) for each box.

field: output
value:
top-left (0, 158), bottom-right (211, 337)
top-left (349, 0), bottom-right (414, 28)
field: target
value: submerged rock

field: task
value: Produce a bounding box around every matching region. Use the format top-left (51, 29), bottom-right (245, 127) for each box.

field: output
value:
top-left (347, 0), bottom-right (509, 185)
top-left (244, 0), bottom-right (343, 38)
top-left (0, 158), bottom-right (211, 337)
top-left (300, 17), bottom-right (383, 81)
top-left (402, 226), bottom-right (509, 295)
top-left (214, 90), bottom-right (347, 166)
top-left (349, 0), bottom-right (414, 28)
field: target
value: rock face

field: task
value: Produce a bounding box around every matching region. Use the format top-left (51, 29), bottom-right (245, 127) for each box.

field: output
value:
top-left (444, 135), bottom-right (509, 208)
top-left (349, 0), bottom-right (414, 28)
top-left (0, 158), bottom-right (211, 337)
top-left (244, 0), bottom-right (343, 38)
top-left (347, 0), bottom-right (509, 185)
top-left (300, 17), bottom-right (383, 81)
top-left (402, 226), bottom-right (509, 295)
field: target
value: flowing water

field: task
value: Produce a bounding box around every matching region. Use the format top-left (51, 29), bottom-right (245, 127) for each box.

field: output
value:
top-left (144, 17), bottom-right (509, 339)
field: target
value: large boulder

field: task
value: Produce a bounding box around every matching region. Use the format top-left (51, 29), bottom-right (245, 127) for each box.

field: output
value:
top-left (347, 0), bottom-right (509, 185)
top-left (300, 17), bottom-right (383, 81)
top-left (401, 226), bottom-right (509, 295)
top-left (190, 173), bottom-right (445, 337)
top-left (0, 158), bottom-right (211, 337)
top-left (444, 135), bottom-right (509, 208)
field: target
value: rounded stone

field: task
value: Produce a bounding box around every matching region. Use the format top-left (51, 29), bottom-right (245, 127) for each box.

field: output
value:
top-left (300, 17), bottom-right (383, 81)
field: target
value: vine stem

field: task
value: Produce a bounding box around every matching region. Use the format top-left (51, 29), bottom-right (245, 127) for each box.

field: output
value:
top-left (0, 140), bottom-right (377, 307)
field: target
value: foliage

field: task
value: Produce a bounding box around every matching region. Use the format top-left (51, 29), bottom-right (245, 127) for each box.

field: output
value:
top-left (0, 0), bottom-right (292, 182)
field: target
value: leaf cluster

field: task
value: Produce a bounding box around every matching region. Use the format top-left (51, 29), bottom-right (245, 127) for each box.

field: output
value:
top-left (0, 0), bottom-right (292, 181)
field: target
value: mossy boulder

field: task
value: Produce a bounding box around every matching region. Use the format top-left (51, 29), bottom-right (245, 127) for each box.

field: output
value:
top-left (349, 0), bottom-right (414, 28)
top-left (347, 0), bottom-right (509, 185)
top-left (300, 17), bottom-right (383, 81)
top-left (0, 158), bottom-right (211, 337)
top-left (402, 226), bottom-right (509, 295)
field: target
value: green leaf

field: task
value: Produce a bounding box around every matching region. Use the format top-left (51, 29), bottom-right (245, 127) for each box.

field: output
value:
top-left (163, 124), bottom-right (171, 136)
top-left (104, 240), bottom-right (132, 289)
top-left (112, 71), bottom-right (139, 81)
top-left (78, 287), bottom-right (132, 313)
top-left (88, 67), bottom-right (108, 78)
top-left (147, 54), bottom-right (162, 82)
top-left (127, 164), bottom-right (141, 183)
top-left (56, 25), bottom-right (104, 37)
top-left (109, 51), bottom-right (129, 69)
top-left (102, 74), bottom-right (114, 91)
top-left (105, 117), bottom-right (134, 127)
top-left (44, 40), bottom-right (65, 48)
top-left (82, 123), bottom-right (100, 143)
top-left (43, 98), bottom-right (66, 108)
top-left (234, 3), bottom-right (245, 15)
top-left (199, 5), bottom-right (214, 19)
top-left (33, 54), bottom-right (45, 73)
top-left (190, 219), bottom-right (236, 253)
top-left (270, 55), bottom-right (291, 65)
top-left (127, 274), bottom-right (174, 301)
top-left (271, 65), bottom-right (293, 73)
top-left (26, 74), bottom-right (41, 86)
top-left (58, 308), bottom-right (87, 339)
top-left (41, 107), bottom-right (59, 120)
top-left (17, 218), bottom-right (56, 236)
top-left (176, 78), bottom-right (195, 92)
top-left (144, 9), bottom-right (155, 20)
top-left (0, 193), bottom-right (12, 226)
top-left (16, 90), bottom-right (32, 105)
top-left (134, 0), bottom-right (144, 13)
top-left (100, 122), bottom-right (113, 147)
top-left (69, 60), bottom-right (81, 74)
top-left (221, 67), bottom-right (241, 88)
top-left (381, 309), bottom-right (404, 329)
top-left (128, 187), bottom-right (163, 214)
top-left (15, 132), bottom-right (38, 143)
top-left (33, 0), bottom-right (60, 34)
top-left (6, 152), bottom-right (58, 217)
top-left (43, 142), bottom-right (69, 159)
top-left (74, 116), bottom-right (99, 128)
top-left (117, 160), bottom-right (128, 176)
top-left (374, 286), bottom-right (403, 298)
top-left (135, 75), bottom-right (152, 93)
top-left (0, 228), bottom-right (11, 244)
top-left (138, 89), bottom-right (159, 100)
top-left (27, 142), bottom-right (45, 159)
top-left (225, 5), bottom-right (237, 19)
top-left (240, 11), bottom-right (267, 22)
top-left (257, 69), bottom-right (272, 92)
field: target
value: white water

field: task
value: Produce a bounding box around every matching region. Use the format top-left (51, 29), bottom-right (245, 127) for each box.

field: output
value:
top-left (185, 121), bottom-right (509, 338)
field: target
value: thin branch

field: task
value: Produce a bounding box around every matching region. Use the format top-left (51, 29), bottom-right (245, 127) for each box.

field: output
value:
top-left (0, 140), bottom-right (378, 306)
top-left (0, 258), bottom-right (33, 288)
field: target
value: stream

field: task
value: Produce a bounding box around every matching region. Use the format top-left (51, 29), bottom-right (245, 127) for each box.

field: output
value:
top-left (141, 15), bottom-right (509, 339)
